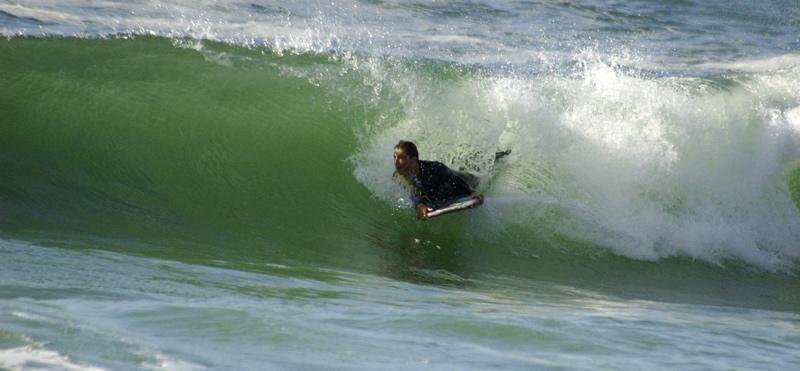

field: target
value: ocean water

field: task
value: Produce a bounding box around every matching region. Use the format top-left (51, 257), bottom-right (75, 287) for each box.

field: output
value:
top-left (1, 0), bottom-right (800, 369)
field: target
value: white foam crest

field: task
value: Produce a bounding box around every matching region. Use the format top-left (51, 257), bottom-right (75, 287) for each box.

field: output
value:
top-left (697, 54), bottom-right (800, 73)
top-left (0, 0), bottom-right (580, 67)
top-left (547, 64), bottom-right (799, 269)
top-left (0, 345), bottom-right (106, 371)
top-left (3, 0), bottom-right (798, 72)
top-left (0, 0), bottom-right (376, 55)
top-left (577, 65), bottom-right (798, 268)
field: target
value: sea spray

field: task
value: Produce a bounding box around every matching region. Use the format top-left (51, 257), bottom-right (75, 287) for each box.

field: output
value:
top-left (353, 53), bottom-right (800, 270)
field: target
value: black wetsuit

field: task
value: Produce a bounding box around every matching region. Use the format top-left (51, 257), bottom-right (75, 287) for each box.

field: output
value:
top-left (397, 160), bottom-right (474, 208)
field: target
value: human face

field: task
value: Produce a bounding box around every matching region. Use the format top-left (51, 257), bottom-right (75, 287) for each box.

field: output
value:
top-left (393, 147), bottom-right (414, 173)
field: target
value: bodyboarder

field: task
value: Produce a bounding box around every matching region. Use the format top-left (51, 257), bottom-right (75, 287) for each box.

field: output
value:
top-left (392, 140), bottom-right (485, 220)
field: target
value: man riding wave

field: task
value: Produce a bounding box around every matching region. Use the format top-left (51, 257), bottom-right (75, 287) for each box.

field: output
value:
top-left (393, 140), bottom-right (484, 220)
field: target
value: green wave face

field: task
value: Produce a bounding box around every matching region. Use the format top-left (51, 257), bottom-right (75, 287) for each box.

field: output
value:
top-left (0, 37), bottom-right (390, 264)
top-left (790, 160), bottom-right (800, 211)
top-left (2, 37), bottom-right (800, 310)
top-left (0, 37), bottom-right (503, 276)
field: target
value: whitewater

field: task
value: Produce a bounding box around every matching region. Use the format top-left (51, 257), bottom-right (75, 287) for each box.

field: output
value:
top-left (1, 1), bottom-right (800, 369)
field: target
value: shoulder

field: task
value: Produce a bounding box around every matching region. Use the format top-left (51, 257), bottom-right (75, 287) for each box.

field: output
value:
top-left (420, 160), bottom-right (449, 172)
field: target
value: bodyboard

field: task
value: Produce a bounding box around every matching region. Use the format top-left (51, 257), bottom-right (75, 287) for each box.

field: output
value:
top-left (426, 196), bottom-right (482, 219)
